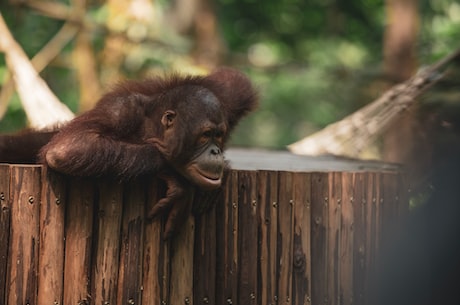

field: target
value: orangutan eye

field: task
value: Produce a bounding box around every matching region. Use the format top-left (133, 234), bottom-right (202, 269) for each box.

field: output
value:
top-left (202, 130), bottom-right (212, 138)
top-left (199, 130), bottom-right (212, 145)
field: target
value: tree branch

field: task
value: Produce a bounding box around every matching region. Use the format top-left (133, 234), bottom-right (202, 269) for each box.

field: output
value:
top-left (0, 13), bottom-right (75, 129)
top-left (288, 47), bottom-right (460, 158)
top-left (0, 21), bottom-right (79, 119)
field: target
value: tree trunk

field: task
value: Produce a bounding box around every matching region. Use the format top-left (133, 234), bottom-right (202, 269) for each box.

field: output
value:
top-left (382, 0), bottom-right (423, 174)
top-left (72, 0), bottom-right (102, 112)
top-left (168, 0), bottom-right (224, 69)
top-left (0, 13), bottom-right (74, 128)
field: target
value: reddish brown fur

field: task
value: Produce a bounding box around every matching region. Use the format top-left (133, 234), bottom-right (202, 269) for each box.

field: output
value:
top-left (0, 67), bottom-right (258, 238)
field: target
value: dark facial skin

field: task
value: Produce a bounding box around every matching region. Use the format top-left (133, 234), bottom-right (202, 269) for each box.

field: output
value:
top-left (145, 89), bottom-right (231, 237)
top-left (156, 89), bottom-right (228, 190)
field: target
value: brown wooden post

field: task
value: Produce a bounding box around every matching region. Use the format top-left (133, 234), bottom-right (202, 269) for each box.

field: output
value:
top-left (292, 172), bottom-right (312, 305)
top-left (63, 178), bottom-right (95, 305)
top-left (170, 214), bottom-right (195, 305)
top-left (7, 165), bottom-right (41, 305)
top-left (92, 180), bottom-right (123, 305)
top-left (142, 179), bottom-right (170, 305)
top-left (257, 170), bottom-right (279, 305)
top-left (311, 172), bottom-right (329, 305)
top-left (339, 173), bottom-right (355, 305)
top-left (0, 164), bottom-right (11, 304)
top-left (38, 169), bottom-right (66, 305)
top-left (0, 162), bottom-right (407, 305)
top-left (193, 198), bottom-right (215, 305)
top-left (278, 171), bottom-right (295, 305)
top-left (215, 170), bottom-right (239, 305)
top-left (237, 170), bottom-right (258, 305)
top-left (117, 180), bottom-right (145, 305)
top-left (353, 173), bottom-right (367, 305)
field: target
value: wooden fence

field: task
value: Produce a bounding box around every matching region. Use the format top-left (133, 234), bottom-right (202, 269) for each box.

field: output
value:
top-left (0, 164), bottom-right (406, 305)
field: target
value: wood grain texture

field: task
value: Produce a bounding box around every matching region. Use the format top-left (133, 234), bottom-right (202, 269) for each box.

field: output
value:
top-left (0, 165), bottom-right (407, 305)
top-left (92, 180), bottom-right (123, 305)
top-left (339, 173), bottom-right (355, 305)
top-left (352, 173), bottom-right (367, 305)
top-left (7, 165), bottom-right (41, 305)
top-left (278, 171), bottom-right (294, 305)
top-left (292, 172), bottom-right (312, 305)
top-left (216, 170), bottom-right (239, 305)
top-left (63, 178), bottom-right (95, 305)
top-left (170, 213), bottom-right (194, 305)
top-left (0, 164), bottom-right (10, 304)
top-left (142, 178), bottom-right (170, 305)
top-left (257, 170), bottom-right (279, 305)
top-left (311, 172), bottom-right (329, 305)
top-left (117, 180), bottom-right (145, 305)
top-left (38, 169), bottom-right (66, 305)
top-left (237, 171), bottom-right (258, 305)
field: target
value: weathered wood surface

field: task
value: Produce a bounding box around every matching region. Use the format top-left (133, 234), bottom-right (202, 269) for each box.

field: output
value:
top-left (0, 156), bottom-right (406, 305)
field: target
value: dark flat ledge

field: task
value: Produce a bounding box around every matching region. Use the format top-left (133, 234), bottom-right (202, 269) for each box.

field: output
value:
top-left (226, 148), bottom-right (401, 172)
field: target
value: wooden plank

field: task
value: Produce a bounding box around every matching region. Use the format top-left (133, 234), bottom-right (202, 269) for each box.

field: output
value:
top-left (193, 194), bottom-right (219, 305)
top-left (370, 173), bottom-right (381, 279)
top-left (327, 172), bottom-right (342, 305)
top-left (0, 164), bottom-right (10, 304)
top-left (215, 170), bottom-right (238, 305)
top-left (237, 171), bottom-right (258, 305)
top-left (360, 173), bottom-right (374, 305)
top-left (7, 165), bottom-right (41, 305)
top-left (352, 173), bottom-right (367, 305)
top-left (192, 186), bottom-right (223, 304)
top-left (292, 172), bottom-right (312, 305)
top-left (257, 170), bottom-right (279, 305)
top-left (92, 180), bottom-right (123, 305)
top-left (310, 172), bottom-right (329, 305)
top-left (63, 178), bottom-right (95, 305)
top-left (117, 180), bottom-right (145, 305)
top-left (277, 171), bottom-right (294, 305)
top-left (170, 209), bottom-right (195, 305)
top-left (338, 173), bottom-right (355, 305)
top-left (38, 169), bottom-right (66, 305)
top-left (142, 179), bottom-right (170, 305)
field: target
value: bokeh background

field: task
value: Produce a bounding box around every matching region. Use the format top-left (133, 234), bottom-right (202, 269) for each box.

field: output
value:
top-left (0, 0), bottom-right (459, 162)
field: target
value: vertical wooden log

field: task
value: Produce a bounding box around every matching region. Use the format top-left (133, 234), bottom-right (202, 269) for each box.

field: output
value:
top-left (370, 174), bottom-right (382, 278)
top-left (0, 164), bottom-right (10, 304)
top-left (170, 211), bottom-right (195, 305)
top-left (292, 172), bottom-right (312, 305)
top-left (215, 171), bottom-right (238, 305)
top-left (364, 173), bottom-right (375, 284)
top-left (327, 172), bottom-right (342, 305)
top-left (117, 180), bottom-right (145, 305)
top-left (352, 173), bottom-right (367, 305)
top-left (311, 172), bottom-right (329, 305)
top-left (142, 179), bottom-right (170, 305)
top-left (38, 169), bottom-right (66, 305)
top-left (193, 198), bottom-right (218, 305)
top-left (237, 171), bottom-right (258, 305)
top-left (63, 178), bottom-right (95, 305)
top-left (92, 180), bottom-right (123, 305)
top-left (7, 165), bottom-right (41, 305)
top-left (277, 171), bottom-right (294, 305)
top-left (257, 170), bottom-right (279, 305)
top-left (339, 173), bottom-right (355, 305)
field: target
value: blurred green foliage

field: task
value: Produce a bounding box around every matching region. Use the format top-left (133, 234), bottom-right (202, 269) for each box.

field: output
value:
top-left (0, 0), bottom-right (459, 148)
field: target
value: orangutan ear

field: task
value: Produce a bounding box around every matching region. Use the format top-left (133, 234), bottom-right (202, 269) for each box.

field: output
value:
top-left (161, 110), bottom-right (176, 128)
